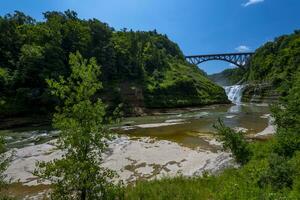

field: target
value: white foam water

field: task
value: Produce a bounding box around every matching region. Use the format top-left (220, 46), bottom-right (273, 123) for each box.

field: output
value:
top-left (224, 85), bottom-right (246, 104)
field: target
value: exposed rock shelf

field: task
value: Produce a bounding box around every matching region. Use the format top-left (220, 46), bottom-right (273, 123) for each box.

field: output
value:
top-left (5, 136), bottom-right (234, 186)
top-left (242, 83), bottom-right (280, 104)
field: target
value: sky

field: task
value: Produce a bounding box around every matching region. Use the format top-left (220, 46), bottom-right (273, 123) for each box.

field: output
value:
top-left (1, 0), bottom-right (300, 74)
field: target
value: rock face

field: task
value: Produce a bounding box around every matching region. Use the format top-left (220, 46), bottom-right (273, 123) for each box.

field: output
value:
top-left (119, 82), bottom-right (146, 116)
top-left (242, 83), bottom-right (280, 104)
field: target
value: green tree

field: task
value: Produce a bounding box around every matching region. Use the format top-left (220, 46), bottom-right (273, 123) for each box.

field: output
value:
top-left (272, 71), bottom-right (300, 157)
top-left (35, 52), bottom-right (123, 200)
top-left (258, 154), bottom-right (294, 190)
top-left (213, 119), bottom-right (252, 165)
top-left (0, 136), bottom-right (12, 199)
top-left (0, 10), bottom-right (228, 117)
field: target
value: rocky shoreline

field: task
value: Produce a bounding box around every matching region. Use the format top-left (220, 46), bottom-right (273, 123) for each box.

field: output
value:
top-left (4, 136), bottom-right (235, 187)
top-left (242, 83), bottom-right (280, 104)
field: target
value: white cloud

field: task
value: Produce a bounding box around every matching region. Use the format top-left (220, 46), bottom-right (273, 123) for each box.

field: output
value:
top-left (235, 45), bottom-right (251, 52)
top-left (243, 0), bottom-right (264, 7)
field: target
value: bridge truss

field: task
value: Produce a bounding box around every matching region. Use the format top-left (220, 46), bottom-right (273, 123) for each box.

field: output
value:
top-left (185, 52), bottom-right (254, 68)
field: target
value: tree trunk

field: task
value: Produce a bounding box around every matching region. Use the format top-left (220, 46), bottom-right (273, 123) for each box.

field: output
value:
top-left (81, 188), bottom-right (86, 200)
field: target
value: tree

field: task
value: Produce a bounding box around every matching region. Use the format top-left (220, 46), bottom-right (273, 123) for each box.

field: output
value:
top-left (35, 52), bottom-right (123, 200)
top-left (0, 10), bottom-right (228, 117)
top-left (213, 119), bottom-right (252, 165)
top-left (271, 71), bottom-right (300, 157)
top-left (0, 136), bottom-right (12, 199)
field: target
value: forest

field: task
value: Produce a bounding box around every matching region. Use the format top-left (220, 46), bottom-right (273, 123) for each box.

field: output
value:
top-left (0, 10), bottom-right (227, 118)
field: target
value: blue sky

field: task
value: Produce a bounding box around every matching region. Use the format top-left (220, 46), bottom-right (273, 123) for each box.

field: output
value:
top-left (1, 0), bottom-right (300, 74)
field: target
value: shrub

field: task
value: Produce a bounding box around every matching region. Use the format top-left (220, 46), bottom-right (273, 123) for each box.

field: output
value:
top-left (213, 119), bottom-right (252, 165)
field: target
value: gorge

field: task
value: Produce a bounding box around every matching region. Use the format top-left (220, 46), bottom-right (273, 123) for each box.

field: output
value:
top-left (0, 9), bottom-right (299, 200)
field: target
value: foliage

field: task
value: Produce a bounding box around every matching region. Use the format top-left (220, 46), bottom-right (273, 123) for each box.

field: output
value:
top-left (213, 119), bottom-right (252, 165)
top-left (0, 10), bottom-right (227, 117)
top-left (245, 31), bottom-right (300, 93)
top-left (125, 165), bottom-right (285, 200)
top-left (0, 136), bottom-right (13, 199)
top-left (208, 68), bottom-right (246, 86)
top-left (34, 52), bottom-right (123, 200)
top-left (209, 30), bottom-right (300, 94)
top-left (258, 154), bottom-right (294, 190)
top-left (265, 72), bottom-right (300, 173)
top-left (0, 137), bottom-right (8, 188)
top-left (145, 61), bottom-right (228, 108)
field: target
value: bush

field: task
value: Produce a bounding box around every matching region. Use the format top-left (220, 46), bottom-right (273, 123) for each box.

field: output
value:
top-left (258, 154), bottom-right (294, 190)
top-left (213, 119), bottom-right (252, 165)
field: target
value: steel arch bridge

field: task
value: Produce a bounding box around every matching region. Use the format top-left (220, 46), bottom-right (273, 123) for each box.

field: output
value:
top-left (185, 52), bottom-right (254, 68)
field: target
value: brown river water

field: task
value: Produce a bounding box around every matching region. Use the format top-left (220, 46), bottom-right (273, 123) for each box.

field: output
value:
top-left (119, 103), bottom-right (270, 148)
top-left (1, 103), bottom-right (270, 150)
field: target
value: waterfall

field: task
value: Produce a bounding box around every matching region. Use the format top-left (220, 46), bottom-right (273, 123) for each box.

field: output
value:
top-left (224, 85), bottom-right (246, 104)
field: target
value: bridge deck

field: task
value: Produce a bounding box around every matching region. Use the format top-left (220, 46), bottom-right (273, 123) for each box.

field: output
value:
top-left (185, 52), bottom-right (254, 58)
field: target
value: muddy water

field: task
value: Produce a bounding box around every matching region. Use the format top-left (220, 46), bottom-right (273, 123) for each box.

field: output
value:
top-left (0, 103), bottom-right (270, 151)
top-left (119, 103), bottom-right (270, 149)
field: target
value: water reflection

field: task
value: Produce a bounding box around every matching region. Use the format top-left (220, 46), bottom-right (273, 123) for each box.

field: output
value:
top-left (228, 105), bottom-right (242, 113)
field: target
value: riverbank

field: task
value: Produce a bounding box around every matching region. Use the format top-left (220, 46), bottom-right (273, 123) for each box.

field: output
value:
top-left (0, 116), bottom-right (51, 131)
top-left (0, 102), bottom-right (277, 199)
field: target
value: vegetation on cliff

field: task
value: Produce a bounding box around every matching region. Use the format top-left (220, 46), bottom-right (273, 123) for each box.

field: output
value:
top-left (209, 30), bottom-right (300, 92)
top-left (209, 30), bottom-right (299, 104)
top-left (0, 11), bottom-right (227, 117)
top-left (246, 30), bottom-right (300, 94)
top-left (209, 68), bottom-right (245, 86)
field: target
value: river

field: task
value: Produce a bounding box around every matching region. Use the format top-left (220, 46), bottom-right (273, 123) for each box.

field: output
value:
top-left (2, 85), bottom-right (270, 150)
top-left (0, 84), bottom-right (275, 199)
top-left (117, 85), bottom-right (271, 147)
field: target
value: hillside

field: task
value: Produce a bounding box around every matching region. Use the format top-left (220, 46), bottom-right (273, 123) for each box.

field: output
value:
top-left (208, 30), bottom-right (300, 103)
top-left (0, 11), bottom-right (228, 117)
top-left (208, 68), bottom-right (245, 86)
top-left (245, 30), bottom-right (300, 94)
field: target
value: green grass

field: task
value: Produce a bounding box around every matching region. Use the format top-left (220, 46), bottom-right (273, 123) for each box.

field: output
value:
top-left (124, 168), bottom-right (279, 200)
